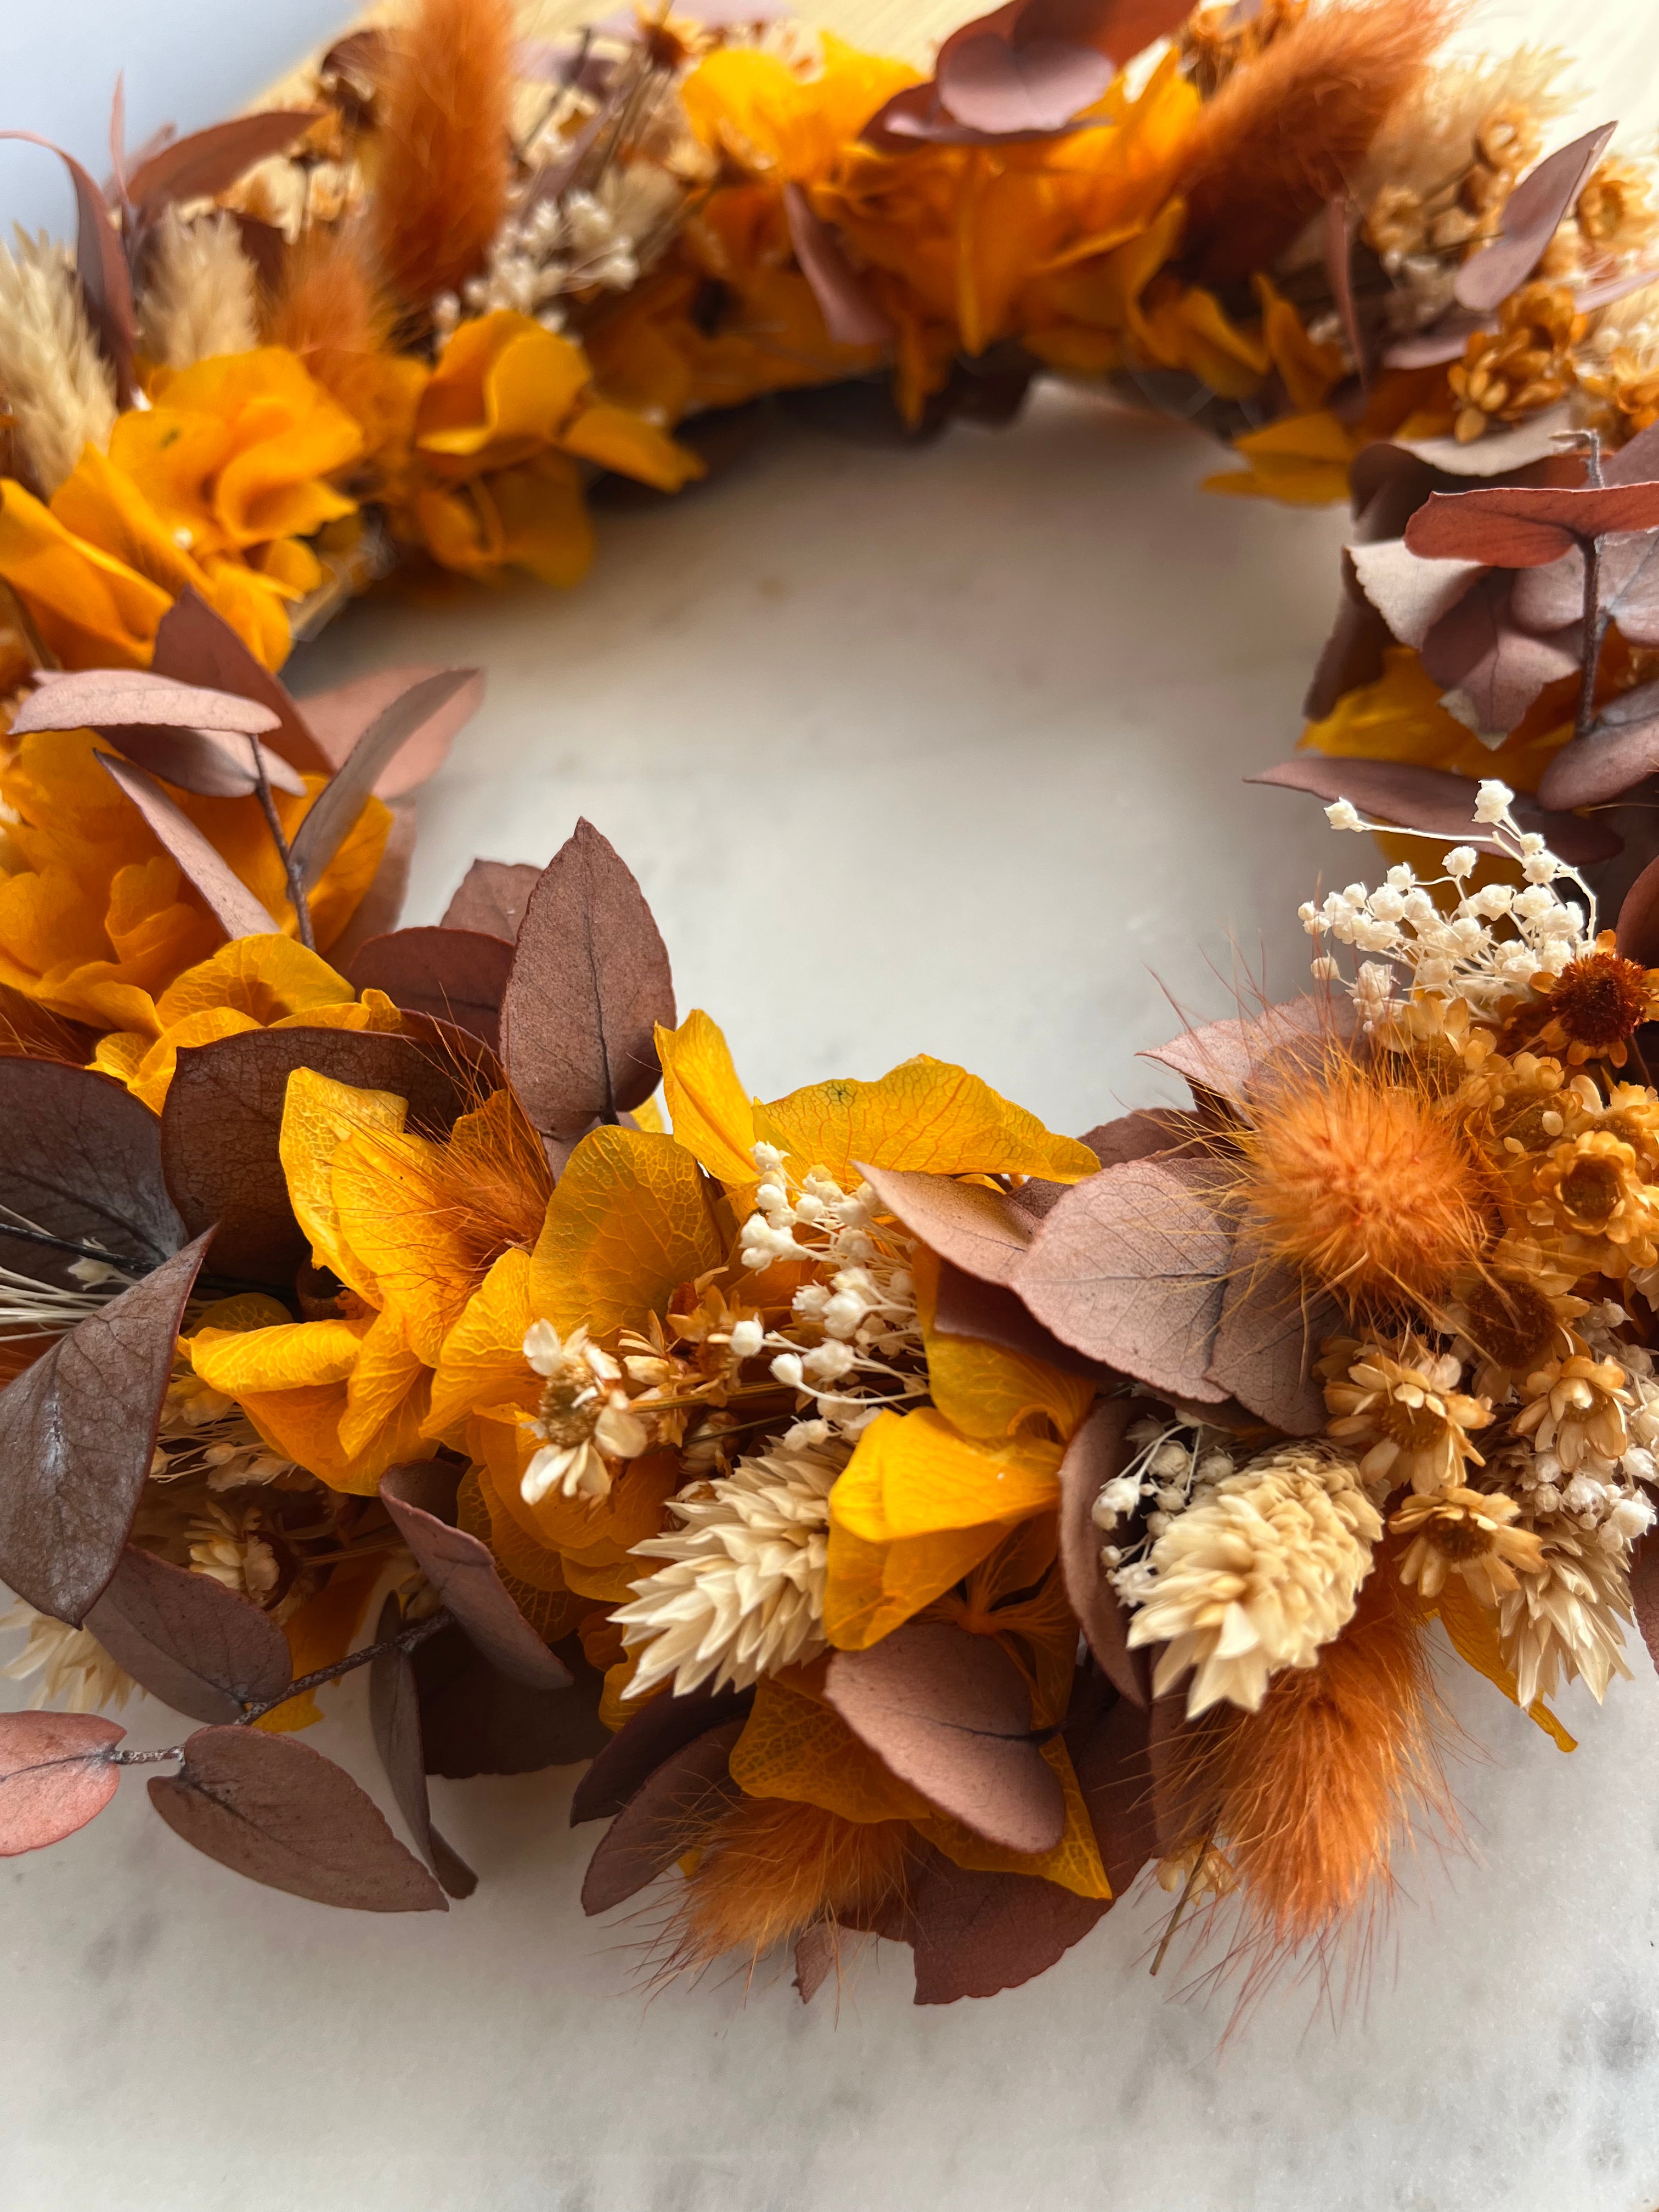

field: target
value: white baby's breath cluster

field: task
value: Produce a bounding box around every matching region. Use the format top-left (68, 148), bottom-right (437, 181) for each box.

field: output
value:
top-left (1092, 1412), bottom-right (1239, 1592)
top-left (738, 1143), bottom-right (926, 1455)
top-left (435, 165), bottom-right (683, 341)
top-left (1304, 780), bottom-right (1594, 1025)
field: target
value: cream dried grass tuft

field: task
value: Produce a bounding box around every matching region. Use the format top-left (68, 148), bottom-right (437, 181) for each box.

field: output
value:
top-left (0, 230), bottom-right (116, 494)
top-left (137, 209), bottom-right (260, 371)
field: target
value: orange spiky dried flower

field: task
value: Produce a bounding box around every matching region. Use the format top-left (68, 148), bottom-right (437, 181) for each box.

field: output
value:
top-left (667, 1797), bottom-right (911, 1977)
top-left (367, 0), bottom-right (515, 310)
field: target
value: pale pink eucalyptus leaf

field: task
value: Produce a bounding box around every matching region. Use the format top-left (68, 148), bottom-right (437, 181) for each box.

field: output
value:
top-left (858, 1162), bottom-right (1032, 1286)
top-left (1248, 756), bottom-right (1620, 863)
top-left (936, 32), bottom-right (1112, 134)
top-left (125, 110), bottom-right (323, 210)
top-left (97, 754), bottom-right (279, 940)
top-left (1455, 125), bottom-right (1616, 312)
top-left (1205, 1237), bottom-right (1338, 1434)
top-left (0, 1712), bottom-right (125, 1856)
top-left (782, 184), bottom-right (894, 347)
top-left (1419, 569), bottom-right (1580, 743)
top-left (1347, 538), bottom-right (1483, 648)
top-left (295, 664), bottom-right (485, 798)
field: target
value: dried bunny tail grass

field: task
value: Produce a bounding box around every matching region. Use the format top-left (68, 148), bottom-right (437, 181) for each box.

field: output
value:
top-left (263, 223), bottom-right (390, 362)
top-left (0, 230), bottom-right (116, 495)
top-left (1165, 1561), bottom-right (1456, 2002)
top-left (137, 209), bottom-right (259, 371)
top-left (663, 1797), bottom-right (911, 1981)
top-left (1176, 0), bottom-right (1465, 286)
top-left (367, 0), bottom-right (516, 309)
top-left (1355, 43), bottom-right (1577, 205)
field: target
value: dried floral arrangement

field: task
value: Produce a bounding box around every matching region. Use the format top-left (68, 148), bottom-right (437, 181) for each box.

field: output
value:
top-left (9, 0), bottom-right (1659, 2014)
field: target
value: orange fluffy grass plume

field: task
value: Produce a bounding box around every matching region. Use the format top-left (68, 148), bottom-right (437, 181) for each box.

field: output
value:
top-left (667, 1798), bottom-right (911, 1978)
top-left (266, 224), bottom-right (388, 363)
top-left (366, 0), bottom-right (515, 310)
top-left (1169, 1561), bottom-right (1453, 1983)
top-left (1231, 1032), bottom-right (1493, 1314)
top-left (1176, 0), bottom-right (1464, 286)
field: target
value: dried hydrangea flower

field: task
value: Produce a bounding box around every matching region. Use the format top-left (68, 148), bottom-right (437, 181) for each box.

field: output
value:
top-left (1323, 1336), bottom-right (1493, 1495)
top-left (1391, 1485), bottom-right (1546, 1607)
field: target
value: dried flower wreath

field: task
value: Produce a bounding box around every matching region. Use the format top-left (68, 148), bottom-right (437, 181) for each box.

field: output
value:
top-left (6, 0), bottom-right (1659, 2011)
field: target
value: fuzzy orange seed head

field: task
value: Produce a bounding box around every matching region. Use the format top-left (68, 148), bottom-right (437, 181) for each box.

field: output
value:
top-left (1237, 1048), bottom-right (1491, 1310)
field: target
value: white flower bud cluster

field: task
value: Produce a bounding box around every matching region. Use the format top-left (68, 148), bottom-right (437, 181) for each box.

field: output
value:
top-left (433, 163), bottom-right (683, 339)
top-left (1302, 780), bottom-right (1595, 1023)
top-left (737, 1144), bottom-right (924, 1453)
top-left (1509, 1305), bottom-right (1659, 1553)
top-left (1090, 1414), bottom-right (1237, 1590)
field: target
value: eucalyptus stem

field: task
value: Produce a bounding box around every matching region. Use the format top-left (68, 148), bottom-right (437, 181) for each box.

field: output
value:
top-left (1575, 431), bottom-right (1610, 751)
top-left (251, 737), bottom-right (315, 951)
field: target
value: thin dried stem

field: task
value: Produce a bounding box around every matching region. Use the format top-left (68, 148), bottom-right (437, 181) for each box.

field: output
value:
top-left (251, 738), bottom-right (315, 951)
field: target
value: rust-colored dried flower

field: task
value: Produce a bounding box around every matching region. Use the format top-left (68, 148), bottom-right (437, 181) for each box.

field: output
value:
top-left (1577, 158), bottom-right (1657, 255)
top-left (1446, 1250), bottom-right (1588, 1398)
top-left (1391, 1485), bottom-right (1545, 1608)
top-left (1531, 935), bottom-right (1659, 1068)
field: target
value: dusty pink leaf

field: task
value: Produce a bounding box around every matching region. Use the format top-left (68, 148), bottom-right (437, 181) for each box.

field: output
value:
top-left (368, 1595), bottom-right (478, 1899)
top-left (84, 1545), bottom-right (292, 1724)
top-left (1138, 996), bottom-right (1347, 1111)
top-left (1538, 682), bottom-right (1659, 810)
top-left (1603, 422), bottom-right (1659, 486)
top-left (859, 1162), bottom-right (1031, 1286)
top-left (1056, 1397), bottom-right (1148, 1704)
top-left (580, 1719), bottom-right (745, 1913)
top-left (571, 1682), bottom-right (755, 1823)
top-left (149, 1726), bottom-right (445, 1911)
top-left (823, 1623), bottom-right (1064, 1854)
top-left (1348, 538), bottom-right (1483, 648)
top-left (1508, 533), bottom-right (1659, 648)
top-left (1632, 1529), bottom-right (1659, 1671)
top-left (1010, 1155), bottom-right (1230, 1400)
top-left (794, 1922), bottom-right (840, 2004)
top-left (98, 753), bottom-right (278, 940)
top-left (295, 664), bottom-right (484, 798)
top-left (0, 1234), bottom-right (212, 1624)
top-left (1066, 1681), bottom-right (1158, 1897)
top-left (1079, 1109), bottom-right (1188, 1169)
top-left (1455, 125), bottom-right (1616, 312)
top-left (1420, 570), bottom-right (1581, 742)
top-left (290, 670), bottom-right (479, 890)
top-left (413, 1623), bottom-right (608, 1779)
top-left (346, 928), bottom-right (514, 1052)
top-left (932, 1259), bottom-right (1110, 1380)
top-left (500, 819), bottom-right (675, 1137)
top-left (323, 799), bottom-right (417, 970)
top-left (0, 133), bottom-right (135, 405)
top-left (1406, 482), bottom-right (1659, 567)
top-left (161, 1026), bottom-right (474, 1283)
top-left (936, 32), bottom-right (1112, 133)
top-left (380, 1463), bottom-right (571, 1690)
top-left (903, 1844), bottom-right (1108, 2004)
top-left (125, 110), bottom-right (322, 210)
top-left (1018, 0), bottom-right (1193, 55)
top-left (782, 184), bottom-right (893, 347)
top-left (1382, 308), bottom-right (1495, 371)
top-left (13, 670), bottom-right (281, 741)
top-left (0, 1059), bottom-right (180, 1288)
top-left (1616, 851), bottom-right (1659, 969)
top-left (0, 1712), bottom-right (125, 1856)
top-left (1375, 404), bottom-right (1577, 481)
top-left (149, 590), bottom-right (329, 775)
top-left (1205, 1237), bottom-right (1337, 1434)
top-left (1248, 755), bottom-right (1620, 864)
top-left (441, 859), bottom-right (541, 941)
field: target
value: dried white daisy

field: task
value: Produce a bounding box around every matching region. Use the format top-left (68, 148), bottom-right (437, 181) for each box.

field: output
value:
top-left (613, 1440), bottom-right (848, 1700)
top-left (521, 1319), bottom-right (648, 1505)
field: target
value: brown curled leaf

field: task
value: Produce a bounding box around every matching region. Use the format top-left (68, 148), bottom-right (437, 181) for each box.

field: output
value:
top-left (441, 859), bottom-right (541, 941)
top-left (579, 1718), bottom-right (746, 1914)
top-left (125, 110), bottom-right (324, 210)
top-left (932, 1259), bottom-right (1111, 1381)
top-left (1419, 570), bottom-right (1581, 743)
top-left (1405, 481), bottom-right (1659, 568)
top-left (346, 928), bottom-right (515, 1052)
top-left (368, 1595), bottom-right (478, 1899)
top-left (1454, 125), bottom-right (1616, 312)
top-left (903, 1844), bottom-right (1108, 2004)
top-left (412, 1624), bottom-right (610, 1779)
top-left (149, 589), bottom-right (329, 775)
top-left (0, 1712), bottom-right (126, 1855)
top-left (0, 132), bottom-right (135, 405)
top-left (1248, 757), bottom-right (1620, 864)
top-left (1617, 851), bottom-right (1659, 970)
top-left (1205, 1237), bottom-right (1338, 1435)
top-left (500, 819), bottom-right (676, 1138)
top-left (1065, 1678), bottom-right (1159, 1898)
top-left (0, 1058), bottom-right (180, 1287)
top-left (1056, 1398), bottom-right (1149, 1704)
top-left (289, 669), bottom-right (479, 890)
top-left (84, 1545), bottom-right (292, 1725)
top-left (0, 1233), bottom-right (213, 1624)
top-left (148, 1726), bottom-right (446, 1911)
top-left (571, 1681), bottom-right (755, 1824)
top-left (823, 1623), bottom-right (1065, 1855)
top-left (858, 1162), bottom-right (1031, 1286)
top-left (97, 753), bottom-right (279, 940)
top-left (380, 1463), bottom-right (571, 1690)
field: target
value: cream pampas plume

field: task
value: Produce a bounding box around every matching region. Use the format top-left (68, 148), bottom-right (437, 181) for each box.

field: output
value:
top-left (137, 210), bottom-right (259, 371)
top-left (0, 231), bottom-right (116, 494)
top-left (368, 0), bottom-right (515, 309)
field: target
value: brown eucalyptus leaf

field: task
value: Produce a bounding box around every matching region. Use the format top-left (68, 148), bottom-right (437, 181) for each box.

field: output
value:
top-left (858, 1162), bottom-right (1031, 1286)
top-left (500, 819), bottom-right (675, 1136)
top-left (368, 1596), bottom-right (478, 1899)
top-left (441, 859), bottom-right (541, 941)
top-left (932, 1260), bottom-right (1111, 1381)
top-left (936, 31), bottom-right (1112, 133)
top-left (1406, 481), bottom-right (1659, 567)
top-left (1616, 853), bottom-right (1659, 968)
top-left (126, 110), bottom-right (322, 210)
top-left (1137, 996), bottom-right (1345, 1109)
top-left (0, 1058), bottom-right (180, 1287)
top-left (12, 669), bottom-right (284, 744)
top-left (1249, 757), bottom-right (1620, 864)
top-left (794, 1923), bottom-right (840, 2004)
top-left (0, 1233), bottom-right (212, 1623)
top-left (0, 1712), bottom-right (125, 1855)
top-left (1630, 1528), bottom-right (1659, 1670)
top-left (1322, 196), bottom-right (1366, 380)
top-left (1347, 538), bottom-right (1483, 648)
top-left (1382, 309), bottom-right (1496, 371)
top-left (0, 133), bottom-right (135, 405)
top-left (150, 590), bottom-right (329, 774)
top-left (413, 1624), bottom-right (609, 1779)
top-left (346, 928), bottom-right (514, 1052)
top-left (1205, 1239), bottom-right (1337, 1434)
top-left (161, 1026), bottom-right (473, 1283)
top-left (380, 1463), bottom-right (571, 1690)
top-left (823, 1623), bottom-right (1064, 1854)
top-left (1010, 1156), bottom-right (1231, 1401)
top-left (904, 1845), bottom-right (1108, 2005)
top-left (84, 1545), bottom-right (292, 1725)
top-left (116, 726), bottom-right (307, 800)
top-left (1455, 125), bottom-right (1616, 312)
top-left (296, 664), bottom-right (484, 798)
top-left (579, 1719), bottom-right (746, 1914)
top-left (1056, 1398), bottom-right (1148, 1703)
top-left (1604, 422), bottom-right (1659, 487)
top-left (149, 1726), bottom-right (445, 1911)
top-left (1538, 708), bottom-right (1659, 812)
top-left (571, 1681), bottom-right (755, 1823)
top-left (1066, 1684), bottom-right (1158, 1898)
top-left (323, 799), bottom-right (417, 970)
top-left (1016, 0), bottom-right (1193, 58)
top-left (1420, 571), bottom-right (1581, 743)
top-left (1385, 408), bottom-right (1584, 478)
top-left (97, 754), bottom-right (279, 940)
top-left (290, 671), bottom-right (477, 889)
top-left (1079, 1108), bottom-right (1189, 1169)
top-left (782, 184), bottom-right (894, 347)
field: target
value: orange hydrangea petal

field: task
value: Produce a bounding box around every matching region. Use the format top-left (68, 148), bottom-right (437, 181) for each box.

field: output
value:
top-left (529, 1126), bottom-right (724, 1337)
top-left (757, 1057), bottom-right (1097, 1187)
top-left (729, 1673), bottom-right (934, 1822)
top-left (416, 312), bottom-right (590, 464)
top-left (279, 1067), bottom-right (409, 1300)
top-left (560, 401), bottom-right (704, 490)
top-left (656, 1008), bottom-right (758, 1188)
top-left (914, 1248), bottom-right (1094, 1444)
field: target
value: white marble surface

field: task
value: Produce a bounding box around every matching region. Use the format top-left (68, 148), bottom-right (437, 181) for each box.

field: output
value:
top-left (8, 5), bottom-right (1659, 2209)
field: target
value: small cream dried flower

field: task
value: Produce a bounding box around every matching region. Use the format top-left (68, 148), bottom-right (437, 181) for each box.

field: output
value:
top-left (1391, 1485), bottom-right (1545, 1608)
top-left (1498, 1518), bottom-right (1634, 1706)
top-left (1513, 1353), bottom-right (1633, 1471)
top-left (1125, 1442), bottom-right (1381, 1717)
top-left (521, 1319), bottom-right (648, 1504)
top-left (1323, 1336), bottom-right (1492, 1495)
